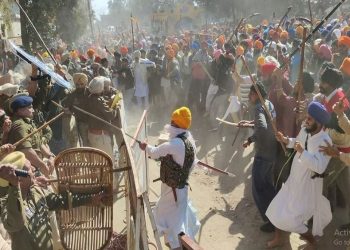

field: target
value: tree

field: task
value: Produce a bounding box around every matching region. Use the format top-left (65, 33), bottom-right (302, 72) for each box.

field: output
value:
top-left (56, 0), bottom-right (89, 44)
top-left (0, 0), bottom-right (14, 36)
top-left (18, 0), bottom-right (89, 51)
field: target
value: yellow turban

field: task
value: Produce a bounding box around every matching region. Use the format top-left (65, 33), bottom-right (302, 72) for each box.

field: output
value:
top-left (0, 152), bottom-right (25, 187)
top-left (70, 50), bottom-right (78, 59)
top-left (42, 52), bottom-right (49, 58)
top-left (343, 26), bottom-right (350, 34)
top-left (171, 107), bottom-right (192, 129)
top-left (257, 56), bottom-right (265, 66)
top-left (340, 57), bottom-right (350, 77)
top-left (172, 43), bottom-right (179, 53)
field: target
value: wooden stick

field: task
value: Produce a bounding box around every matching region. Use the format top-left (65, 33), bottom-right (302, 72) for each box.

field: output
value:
top-left (216, 117), bottom-right (239, 127)
top-left (197, 161), bottom-right (235, 177)
top-left (295, 28), bottom-right (307, 123)
top-left (51, 101), bottom-right (140, 143)
top-left (240, 56), bottom-right (287, 154)
top-left (13, 111), bottom-right (64, 147)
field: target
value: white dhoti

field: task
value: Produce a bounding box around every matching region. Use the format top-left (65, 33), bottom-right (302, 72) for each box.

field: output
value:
top-left (153, 184), bottom-right (200, 249)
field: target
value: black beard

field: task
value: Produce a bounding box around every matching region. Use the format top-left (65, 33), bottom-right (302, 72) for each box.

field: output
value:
top-left (305, 122), bottom-right (318, 134)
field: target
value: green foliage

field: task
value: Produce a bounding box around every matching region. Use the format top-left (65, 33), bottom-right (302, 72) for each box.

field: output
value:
top-left (0, 0), bottom-right (14, 33)
top-left (56, 0), bottom-right (89, 44)
top-left (18, 0), bottom-right (89, 51)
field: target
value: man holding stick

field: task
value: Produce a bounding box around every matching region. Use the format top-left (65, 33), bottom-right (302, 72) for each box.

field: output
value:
top-left (239, 82), bottom-right (278, 233)
top-left (138, 106), bottom-right (200, 250)
top-left (6, 96), bottom-right (54, 177)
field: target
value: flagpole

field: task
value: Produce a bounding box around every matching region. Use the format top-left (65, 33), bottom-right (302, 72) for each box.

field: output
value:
top-left (131, 13), bottom-right (135, 52)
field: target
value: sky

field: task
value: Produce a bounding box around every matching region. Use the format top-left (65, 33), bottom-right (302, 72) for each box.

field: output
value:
top-left (91, 0), bottom-right (109, 18)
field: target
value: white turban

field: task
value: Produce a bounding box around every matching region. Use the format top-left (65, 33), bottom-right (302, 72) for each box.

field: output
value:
top-left (0, 83), bottom-right (19, 97)
top-left (133, 50), bottom-right (141, 59)
top-left (88, 76), bottom-right (105, 94)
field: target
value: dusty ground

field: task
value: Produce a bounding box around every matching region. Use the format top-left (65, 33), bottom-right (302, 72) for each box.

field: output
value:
top-left (123, 102), bottom-right (350, 250)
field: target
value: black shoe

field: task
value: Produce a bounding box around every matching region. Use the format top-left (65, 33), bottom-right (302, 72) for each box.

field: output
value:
top-left (260, 222), bottom-right (275, 233)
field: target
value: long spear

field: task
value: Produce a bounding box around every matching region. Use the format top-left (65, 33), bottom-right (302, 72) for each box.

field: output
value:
top-left (280, 0), bottom-right (347, 69)
top-left (240, 56), bottom-right (287, 154)
top-left (130, 13), bottom-right (135, 52)
top-left (308, 0), bottom-right (313, 28)
top-left (14, 0), bottom-right (57, 65)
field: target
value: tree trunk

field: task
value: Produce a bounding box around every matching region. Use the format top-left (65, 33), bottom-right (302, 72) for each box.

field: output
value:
top-left (18, 0), bottom-right (30, 50)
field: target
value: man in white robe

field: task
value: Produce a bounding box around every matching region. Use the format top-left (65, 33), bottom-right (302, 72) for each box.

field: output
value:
top-left (139, 107), bottom-right (200, 249)
top-left (131, 50), bottom-right (155, 110)
top-left (266, 102), bottom-right (332, 248)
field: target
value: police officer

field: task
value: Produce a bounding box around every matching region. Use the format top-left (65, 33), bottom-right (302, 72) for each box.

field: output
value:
top-left (6, 95), bottom-right (54, 177)
top-left (0, 151), bottom-right (105, 250)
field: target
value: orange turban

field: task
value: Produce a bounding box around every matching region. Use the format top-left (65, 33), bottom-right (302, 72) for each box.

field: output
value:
top-left (296, 26), bottom-right (304, 37)
top-left (87, 48), bottom-right (95, 57)
top-left (167, 49), bottom-right (175, 59)
top-left (171, 107), bottom-right (192, 129)
top-left (254, 40), bottom-right (264, 50)
top-left (280, 31), bottom-right (289, 40)
top-left (340, 57), bottom-right (350, 76)
top-left (218, 35), bottom-right (225, 45)
top-left (236, 46), bottom-right (244, 56)
top-left (338, 36), bottom-right (350, 48)
top-left (120, 46), bottom-right (128, 55)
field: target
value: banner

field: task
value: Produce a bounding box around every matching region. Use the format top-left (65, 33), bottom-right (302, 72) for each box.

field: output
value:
top-left (6, 40), bottom-right (72, 89)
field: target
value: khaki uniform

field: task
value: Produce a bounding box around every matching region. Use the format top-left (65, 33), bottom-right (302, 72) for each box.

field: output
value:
top-left (7, 116), bottom-right (42, 151)
top-left (0, 185), bottom-right (94, 250)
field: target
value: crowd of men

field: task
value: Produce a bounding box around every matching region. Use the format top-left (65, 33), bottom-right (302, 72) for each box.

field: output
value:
top-left (0, 6), bottom-right (350, 249)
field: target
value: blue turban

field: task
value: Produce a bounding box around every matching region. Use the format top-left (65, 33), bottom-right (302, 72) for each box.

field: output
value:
top-left (288, 28), bottom-right (295, 39)
top-left (191, 41), bottom-right (200, 50)
top-left (11, 96), bottom-right (33, 112)
top-left (307, 101), bottom-right (330, 125)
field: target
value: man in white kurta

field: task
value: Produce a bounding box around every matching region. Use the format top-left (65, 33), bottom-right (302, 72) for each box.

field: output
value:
top-left (132, 50), bottom-right (155, 110)
top-left (139, 107), bottom-right (200, 249)
top-left (266, 102), bottom-right (332, 248)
